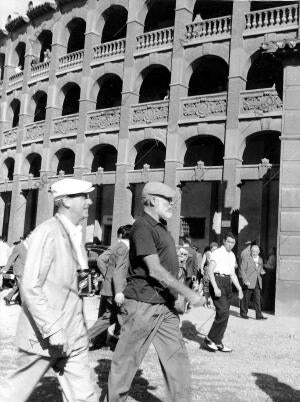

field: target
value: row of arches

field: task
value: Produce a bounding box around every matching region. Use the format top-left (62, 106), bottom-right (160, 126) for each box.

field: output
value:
top-left (1, 131), bottom-right (280, 180)
top-left (6, 52), bottom-right (283, 127)
top-left (2, 1), bottom-right (288, 71)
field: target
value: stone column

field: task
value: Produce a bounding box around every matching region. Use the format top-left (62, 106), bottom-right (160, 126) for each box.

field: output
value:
top-left (35, 26), bottom-right (66, 225)
top-left (222, 0), bottom-right (251, 234)
top-left (276, 58), bottom-right (300, 316)
top-left (164, 0), bottom-right (193, 240)
top-left (6, 36), bottom-right (34, 243)
top-left (74, 0), bottom-right (98, 178)
top-left (111, 0), bottom-right (144, 241)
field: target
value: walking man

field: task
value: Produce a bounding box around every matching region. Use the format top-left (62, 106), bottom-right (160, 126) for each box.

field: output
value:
top-left (106, 181), bottom-right (204, 402)
top-left (205, 232), bottom-right (243, 352)
top-left (240, 244), bottom-right (267, 320)
top-left (88, 224), bottom-right (132, 347)
top-left (0, 178), bottom-right (99, 402)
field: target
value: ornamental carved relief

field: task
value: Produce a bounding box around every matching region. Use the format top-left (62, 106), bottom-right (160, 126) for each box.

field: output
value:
top-left (3, 129), bottom-right (17, 146)
top-left (53, 117), bottom-right (78, 136)
top-left (88, 109), bottom-right (121, 130)
top-left (242, 91), bottom-right (282, 113)
top-left (132, 103), bottom-right (169, 125)
top-left (25, 124), bottom-right (45, 141)
top-left (182, 96), bottom-right (227, 119)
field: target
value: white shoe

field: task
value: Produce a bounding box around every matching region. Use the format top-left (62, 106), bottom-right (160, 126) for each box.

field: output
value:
top-left (216, 343), bottom-right (232, 352)
top-left (204, 336), bottom-right (218, 351)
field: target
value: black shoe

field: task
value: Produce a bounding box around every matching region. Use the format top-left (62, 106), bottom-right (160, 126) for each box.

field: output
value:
top-left (240, 314), bottom-right (249, 319)
top-left (256, 316), bottom-right (267, 320)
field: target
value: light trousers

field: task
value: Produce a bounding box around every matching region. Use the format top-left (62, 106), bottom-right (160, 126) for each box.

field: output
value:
top-left (106, 299), bottom-right (191, 402)
top-left (0, 347), bottom-right (99, 402)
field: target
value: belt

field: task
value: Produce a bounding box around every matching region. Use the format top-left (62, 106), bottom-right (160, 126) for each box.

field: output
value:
top-left (214, 273), bottom-right (231, 277)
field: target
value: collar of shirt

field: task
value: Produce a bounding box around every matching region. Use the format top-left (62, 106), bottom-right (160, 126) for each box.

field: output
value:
top-left (56, 213), bottom-right (88, 270)
top-left (142, 212), bottom-right (167, 228)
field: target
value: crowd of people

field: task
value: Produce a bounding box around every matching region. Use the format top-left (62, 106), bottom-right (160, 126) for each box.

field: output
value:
top-left (0, 178), bottom-right (277, 401)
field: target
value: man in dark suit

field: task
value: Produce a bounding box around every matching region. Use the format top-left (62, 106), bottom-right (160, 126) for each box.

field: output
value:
top-left (3, 233), bottom-right (30, 305)
top-left (88, 224), bottom-right (132, 346)
top-left (240, 244), bottom-right (267, 320)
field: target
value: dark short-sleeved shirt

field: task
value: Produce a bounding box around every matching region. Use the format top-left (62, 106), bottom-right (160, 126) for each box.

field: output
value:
top-left (124, 212), bottom-right (179, 304)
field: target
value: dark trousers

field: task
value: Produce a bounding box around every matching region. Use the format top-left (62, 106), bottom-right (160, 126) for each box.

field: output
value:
top-left (208, 276), bottom-right (232, 345)
top-left (106, 299), bottom-right (191, 402)
top-left (88, 296), bottom-right (121, 341)
top-left (240, 280), bottom-right (263, 318)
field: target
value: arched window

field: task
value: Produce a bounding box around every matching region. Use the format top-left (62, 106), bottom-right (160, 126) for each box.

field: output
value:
top-left (144, 0), bottom-right (175, 32)
top-left (193, 0), bottom-right (233, 21)
top-left (56, 148), bottom-right (75, 175)
top-left (62, 84), bottom-right (80, 116)
top-left (134, 140), bottom-right (165, 169)
top-left (91, 145), bottom-right (117, 172)
top-left (246, 54), bottom-right (283, 95)
top-left (4, 158), bottom-right (15, 181)
top-left (184, 136), bottom-right (224, 167)
top-left (96, 75), bottom-right (122, 109)
top-left (0, 53), bottom-right (5, 80)
top-left (33, 91), bottom-right (47, 122)
top-left (37, 30), bottom-right (53, 62)
top-left (11, 99), bottom-right (21, 128)
top-left (101, 6), bottom-right (128, 43)
top-left (139, 66), bottom-right (170, 103)
top-left (67, 18), bottom-right (86, 53)
top-left (28, 154), bottom-right (42, 177)
top-left (188, 56), bottom-right (229, 96)
top-left (15, 42), bottom-right (26, 70)
top-left (243, 131), bottom-right (281, 165)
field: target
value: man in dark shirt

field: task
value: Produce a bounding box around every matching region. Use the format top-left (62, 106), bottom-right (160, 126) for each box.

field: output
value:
top-left (106, 182), bottom-right (204, 402)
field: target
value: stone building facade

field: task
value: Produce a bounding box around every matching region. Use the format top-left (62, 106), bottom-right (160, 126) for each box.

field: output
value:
top-left (0, 0), bottom-right (299, 315)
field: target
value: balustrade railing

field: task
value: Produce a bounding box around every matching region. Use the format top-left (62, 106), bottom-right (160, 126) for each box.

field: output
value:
top-left (180, 93), bottom-right (227, 121)
top-left (31, 61), bottom-right (50, 79)
top-left (137, 27), bottom-right (174, 50)
top-left (2, 128), bottom-right (18, 146)
top-left (240, 88), bottom-right (283, 114)
top-left (87, 107), bottom-right (121, 131)
top-left (8, 71), bottom-right (23, 87)
top-left (24, 121), bottom-right (45, 142)
top-left (131, 100), bottom-right (169, 125)
top-left (53, 114), bottom-right (79, 137)
top-left (185, 16), bottom-right (231, 41)
top-left (245, 3), bottom-right (298, 31)
top-left (58, 50), bottom-right (84, 70)
top-left (93, 39), bottom-right (126, 60)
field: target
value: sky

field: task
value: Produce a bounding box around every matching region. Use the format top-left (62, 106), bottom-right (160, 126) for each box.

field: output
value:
top-left (0, 0), bottom-right (44, 30)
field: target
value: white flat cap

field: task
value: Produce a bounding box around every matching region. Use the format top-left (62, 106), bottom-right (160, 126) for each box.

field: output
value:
top-left (51, 178), bottom-right (94, 200)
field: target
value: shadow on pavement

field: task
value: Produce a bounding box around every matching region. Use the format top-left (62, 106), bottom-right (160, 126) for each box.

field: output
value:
top-left (95, 358), bottom-right (162, 402)
top-left (181, 320), bottom-right (204, 346)
top-left (253, 372), bottom-right (300, 402)
top-left (28, 376), bottom-right (63, 402)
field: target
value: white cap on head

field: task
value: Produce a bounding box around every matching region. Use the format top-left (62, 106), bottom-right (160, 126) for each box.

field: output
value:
top-left (51, 178), bottom-right (94, 200)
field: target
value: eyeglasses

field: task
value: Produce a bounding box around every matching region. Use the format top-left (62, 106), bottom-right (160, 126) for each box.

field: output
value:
top-left (152, 194), bottom-right (174, 205)
top-left (66, 193), bottom-right (90, 199)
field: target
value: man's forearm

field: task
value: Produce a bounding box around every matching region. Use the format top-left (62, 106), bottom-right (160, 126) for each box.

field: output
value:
top-left (231, 273), bottom-right (242, 291)
top-left (149, 264), bottom-right (195, 300)
top-left (207, 261), bottom-right (218, 289)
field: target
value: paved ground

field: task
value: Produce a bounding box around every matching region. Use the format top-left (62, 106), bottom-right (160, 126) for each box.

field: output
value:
top-left (0, 290), bottom-right (300, 402)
